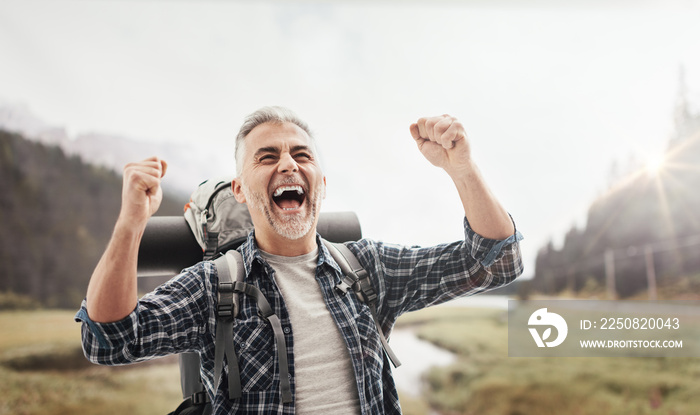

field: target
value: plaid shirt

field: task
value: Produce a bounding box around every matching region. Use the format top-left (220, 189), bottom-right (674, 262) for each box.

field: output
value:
top-left (76, 217), bottom-right (523, 414)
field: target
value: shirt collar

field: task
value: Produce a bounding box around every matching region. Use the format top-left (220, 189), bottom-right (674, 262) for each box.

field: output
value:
top-left (237, 230), bottom-right (343, 279)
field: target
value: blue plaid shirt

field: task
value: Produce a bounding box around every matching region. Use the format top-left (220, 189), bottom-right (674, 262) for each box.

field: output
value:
top-left (76, 217), bottom-right (523, 414)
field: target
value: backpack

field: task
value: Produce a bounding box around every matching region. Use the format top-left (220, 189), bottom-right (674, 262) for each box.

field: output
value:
top-left (153, 179), bottom-right (401, 415)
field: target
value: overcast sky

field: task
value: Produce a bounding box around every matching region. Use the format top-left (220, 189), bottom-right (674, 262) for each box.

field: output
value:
top-left (2, 0), bottom-right (699, 277)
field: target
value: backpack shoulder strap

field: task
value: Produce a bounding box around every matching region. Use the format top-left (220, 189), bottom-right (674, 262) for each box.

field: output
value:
top-left (174, 252), bottom-right (242, 412)
top-left (213, 250), bottom-right (244, 400)
top-left (322, 240), bottom-right (402, 368)
top-left (213, 250), bottom-right (293, 403)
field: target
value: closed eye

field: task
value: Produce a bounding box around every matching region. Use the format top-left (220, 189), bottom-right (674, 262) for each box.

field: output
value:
top-left (258, 154), bottom-right (277, 162)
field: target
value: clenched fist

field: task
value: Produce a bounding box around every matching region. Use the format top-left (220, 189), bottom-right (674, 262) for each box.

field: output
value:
top-left (410, 115), bottom-right (473, 177)
top-left (119, 157), bottom-right (168, 227)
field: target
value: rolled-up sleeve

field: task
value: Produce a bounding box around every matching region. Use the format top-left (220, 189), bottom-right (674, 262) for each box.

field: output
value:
top-left (464, 214), bottom-right (524, 269)
top-left (75, 302), bottom-right (142, 365)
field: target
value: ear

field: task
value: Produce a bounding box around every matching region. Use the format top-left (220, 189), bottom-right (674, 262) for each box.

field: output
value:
top-left (231, 178), bottom-right (247, 204)
top-left (322, 176), bottom-right (327, 199)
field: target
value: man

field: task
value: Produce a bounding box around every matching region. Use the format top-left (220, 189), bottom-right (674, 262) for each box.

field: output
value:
top-left (76, 106), bottom-right (523, 414)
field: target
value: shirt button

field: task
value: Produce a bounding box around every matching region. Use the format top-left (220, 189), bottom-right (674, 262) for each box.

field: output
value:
top-left (283, 327), bottom-right (291, 334)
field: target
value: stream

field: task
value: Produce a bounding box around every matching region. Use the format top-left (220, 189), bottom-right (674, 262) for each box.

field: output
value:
top-left (390, 295), bottom-right (510, 397)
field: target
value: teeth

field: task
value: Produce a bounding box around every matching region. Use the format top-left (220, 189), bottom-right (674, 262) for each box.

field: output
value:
top-left (273, 185), bottom-right (304, 197)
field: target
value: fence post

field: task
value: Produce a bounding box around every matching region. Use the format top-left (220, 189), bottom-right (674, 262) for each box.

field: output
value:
top-left (645, 245), bottom-right (658, 301)
top-left (605, 249), bottom-right (617, 299)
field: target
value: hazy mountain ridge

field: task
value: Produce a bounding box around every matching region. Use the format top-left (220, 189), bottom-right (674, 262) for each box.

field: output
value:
top-left (532, 127), bottom-right (700, 298)
top-left (0, 101), bottom-right (234, 198)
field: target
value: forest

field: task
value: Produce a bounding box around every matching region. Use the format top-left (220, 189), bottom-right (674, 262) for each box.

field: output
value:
top-left (0, 130), bottom-right (185, 309)
top-left (532, 126), bottom-right (700, 299)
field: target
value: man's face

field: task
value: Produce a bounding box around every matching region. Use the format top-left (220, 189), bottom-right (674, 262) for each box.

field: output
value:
top-left (233, 122), bottom-right (326, 242)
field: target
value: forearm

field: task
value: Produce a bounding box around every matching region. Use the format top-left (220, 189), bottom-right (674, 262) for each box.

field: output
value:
top-left (86, 218), bottom-right (145, 323)
top-left (85, 157), bottom-right (166, 323)
top-left (449, 160), bottom-right (514, 240)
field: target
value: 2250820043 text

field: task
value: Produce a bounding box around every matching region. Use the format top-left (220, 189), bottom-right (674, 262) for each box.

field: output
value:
top-left (580, 318), bottom-right (680, 330)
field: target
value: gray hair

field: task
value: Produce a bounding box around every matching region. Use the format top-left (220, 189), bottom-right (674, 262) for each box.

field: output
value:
top-left (234, 106), bottom-right (316, 177)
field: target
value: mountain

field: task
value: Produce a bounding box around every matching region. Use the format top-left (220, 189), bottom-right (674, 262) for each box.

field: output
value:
top-left (0, 129), bottom-right (185, 308)
top-left (0, 101), bottom-right (234, 198)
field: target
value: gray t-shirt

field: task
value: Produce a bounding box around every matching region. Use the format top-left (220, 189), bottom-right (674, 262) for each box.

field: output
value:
top-left (260, 248), bottom-right (361, 414)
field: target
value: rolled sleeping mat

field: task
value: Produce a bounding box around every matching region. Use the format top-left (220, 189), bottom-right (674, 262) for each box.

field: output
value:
top-left (137, 211), bottom-right (362, 278)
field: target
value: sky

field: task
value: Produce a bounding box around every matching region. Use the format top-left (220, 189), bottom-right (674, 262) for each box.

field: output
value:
top-left (1, 0), bottom-right (699, 278)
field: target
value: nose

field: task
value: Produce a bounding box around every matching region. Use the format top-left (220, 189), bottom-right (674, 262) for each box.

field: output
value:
top-left (277, 152), bottom-right (299, 174)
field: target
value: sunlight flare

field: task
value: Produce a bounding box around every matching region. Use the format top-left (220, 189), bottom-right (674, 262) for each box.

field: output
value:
top-left (645, 154), bottom-right (666, 176)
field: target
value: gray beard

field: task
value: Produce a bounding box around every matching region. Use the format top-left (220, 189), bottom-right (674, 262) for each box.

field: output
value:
top-left (242, 184), bottom-right (320, 240)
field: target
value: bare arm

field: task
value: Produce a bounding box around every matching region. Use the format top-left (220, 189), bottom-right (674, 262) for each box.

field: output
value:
top-left (86, 157), bottom-right (167, 323)
top-left (410, 115), bottom-right (514, 240)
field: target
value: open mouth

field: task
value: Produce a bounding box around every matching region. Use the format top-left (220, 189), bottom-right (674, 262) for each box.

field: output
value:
top-left (272, 185), bottom-right (306, 211)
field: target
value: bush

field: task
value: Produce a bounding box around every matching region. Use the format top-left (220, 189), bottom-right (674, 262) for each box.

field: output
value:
top-left (0, 291), bottom-right (41, 311)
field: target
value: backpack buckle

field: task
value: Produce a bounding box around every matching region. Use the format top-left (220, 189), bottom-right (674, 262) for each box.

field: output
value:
top-left (216, 303), bottom-right (235, 320)
top-left (356, 270), bottom-right (377, 304)
top-left (192, 391), bottom-right (209, 405)
top-left (334, 280), bottom-right (352, 295)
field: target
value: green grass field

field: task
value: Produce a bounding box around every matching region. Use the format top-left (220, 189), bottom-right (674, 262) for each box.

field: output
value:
top-left (0, 310), bottom-right (182, 415)
top-left (2, 308), bottom-right (700, 414)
